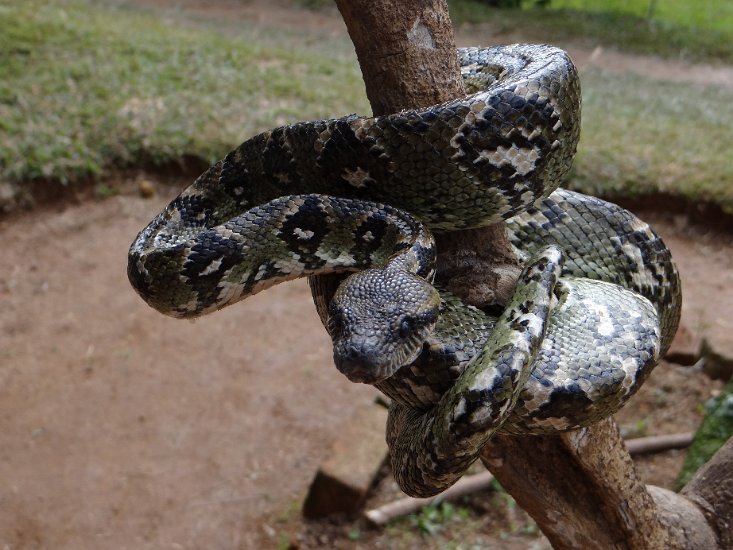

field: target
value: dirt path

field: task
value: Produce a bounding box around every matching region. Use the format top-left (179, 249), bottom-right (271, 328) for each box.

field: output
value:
top-left (2, 184), bottom-right (731, 549)
top-left (2, 3), bottom-right (733, 549)
top-left (0, 188), bottom-right (382, 548)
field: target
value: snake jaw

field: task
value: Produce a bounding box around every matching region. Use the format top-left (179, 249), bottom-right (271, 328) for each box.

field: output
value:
top-left (332, 332), bottom-right (430, 384)
top-left (329, 267), bottom-right (440, 384)
top-left (333, 337), bottom-right (418, 384)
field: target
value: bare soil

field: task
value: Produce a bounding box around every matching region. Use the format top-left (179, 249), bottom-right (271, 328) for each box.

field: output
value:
top-left (2, 2), bottom-right (733, 549)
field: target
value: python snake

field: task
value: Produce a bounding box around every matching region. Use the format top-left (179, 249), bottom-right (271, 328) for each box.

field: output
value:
top-left (128, 44), bottom-right (681, 497)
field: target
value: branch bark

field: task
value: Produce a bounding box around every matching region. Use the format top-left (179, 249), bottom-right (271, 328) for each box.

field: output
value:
top-left (334, 0), bottom-right (522, 309)
top-left (681, 436), bottom-right (733, 548)
top-left (364, 432), bottom-right (695, 527)
top-left (332, 1), bottom-right (731, 548)
top-left (336, 0), bottom-right (463, 115)
top-left (481, 418), bottom-right (683, 549)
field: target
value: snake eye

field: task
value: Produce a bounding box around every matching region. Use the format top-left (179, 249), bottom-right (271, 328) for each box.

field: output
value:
top-left (398, 317), bottom-right (414, 339)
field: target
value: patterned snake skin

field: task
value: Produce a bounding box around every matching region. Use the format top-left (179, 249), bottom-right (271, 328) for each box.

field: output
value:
top-left (127, 44), bottom-right (681, 497)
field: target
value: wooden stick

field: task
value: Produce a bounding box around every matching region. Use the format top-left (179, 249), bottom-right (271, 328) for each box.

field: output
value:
top-left (625, 432), bottom-right (694, 455)
top-left (364, 471), bottom-right (494, 526)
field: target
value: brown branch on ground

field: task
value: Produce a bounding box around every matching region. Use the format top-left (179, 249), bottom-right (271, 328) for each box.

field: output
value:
top-left (364, 471), bottom-right (495, 526)
top-left (625, 431), bottom-right (693, 455)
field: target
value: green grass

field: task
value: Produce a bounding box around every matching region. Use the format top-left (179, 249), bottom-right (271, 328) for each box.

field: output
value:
top-left (1, 0), bottom-right (733, 215)
top-left (448, 1), bottom-right (733, 63)
top-left (570, 69), bottom-right (733, 213)
top-left (676, 378), bottom-right (733, 489)
top-left (0, 0), bottom-right (367, 184)
top-left (547, 0), bottom-right (733, 33)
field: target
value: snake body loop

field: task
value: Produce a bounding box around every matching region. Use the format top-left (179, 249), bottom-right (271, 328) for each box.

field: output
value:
top-left (128, 44), bottom-right (680, 497)
top-left (129, 44), bottom-right (580, 316)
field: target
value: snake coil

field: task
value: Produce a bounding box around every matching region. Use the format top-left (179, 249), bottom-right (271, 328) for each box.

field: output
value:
top-left (129, 44), bottom-right (680, 497)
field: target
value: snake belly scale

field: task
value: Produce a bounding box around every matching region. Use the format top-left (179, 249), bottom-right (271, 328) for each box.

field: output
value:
top-left (128, 44), bottom-right (680, 497)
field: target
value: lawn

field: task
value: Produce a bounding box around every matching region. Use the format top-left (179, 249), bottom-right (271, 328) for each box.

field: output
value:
top-left (1, 0), bottom-right (732, 213)
top-left (0, 0), bottom-right (367, 184)
top-left (449, 0), bottom-right (733, 63)
top-left (547, 0), bottom-right (733, 33)
top-left (572, 69), bottom-right (733, 212)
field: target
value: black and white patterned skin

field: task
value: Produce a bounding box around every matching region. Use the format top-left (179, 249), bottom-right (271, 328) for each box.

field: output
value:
top-left (128, 44), bottom-right (680, 497)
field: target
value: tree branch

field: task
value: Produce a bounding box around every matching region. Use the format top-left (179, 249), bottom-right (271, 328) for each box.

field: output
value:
top-left (336, 0), bottom-right (463, 116)
top-left (331, 1), bottom-right (731, 547)
top-left (364, 432), bottom-right (696, 527)
top-left (681, 436), bottom-right (733, 548)
top-left (481, 418), bottom-right (677, 548)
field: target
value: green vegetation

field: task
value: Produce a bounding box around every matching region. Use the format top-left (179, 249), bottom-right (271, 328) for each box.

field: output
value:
top-left (384, 499), bottom-right (496, 548)
top-left (571, 69), bottom-right (733, 213)
top-left (2, 0), bottom-right (732, 214)
top-left (449, 1), bottom-right (733, 63)
top-left (676, 377), bottom-right (733, 489)
top-left (466, 0), bottom-right (733, 34)
top-left (0, 0), bottom-right (367, 184)
top-left (546, 0), bottom-right (733, 33)
top-left (409, 501), bottom-right (472, 536)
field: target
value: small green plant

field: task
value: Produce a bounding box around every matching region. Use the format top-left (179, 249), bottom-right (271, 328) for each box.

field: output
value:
top-left (676, 379), bottom-right (733, 489)
top-left (410, 501), bottom-right (471, 536)
top-left (488, 476), bottom-right (506, 493)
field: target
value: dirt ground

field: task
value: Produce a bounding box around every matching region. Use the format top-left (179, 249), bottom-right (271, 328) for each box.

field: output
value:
top-left (2, 2), bottom-right (733, 549)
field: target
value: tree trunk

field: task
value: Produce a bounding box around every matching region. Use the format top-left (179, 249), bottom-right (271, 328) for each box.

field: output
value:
top-left (336, 0), bottom-right (464, 115)
top-left (332, 0), bottom-right (731, 547)
top-left (481, 418), bottom-right (717, 549)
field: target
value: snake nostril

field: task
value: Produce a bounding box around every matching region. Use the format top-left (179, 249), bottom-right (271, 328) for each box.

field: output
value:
top-left (348, 344), bottom-right (365, 361)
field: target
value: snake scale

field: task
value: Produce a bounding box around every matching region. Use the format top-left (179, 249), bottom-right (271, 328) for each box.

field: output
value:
top-left (128, 44), bottom-right (681, 497)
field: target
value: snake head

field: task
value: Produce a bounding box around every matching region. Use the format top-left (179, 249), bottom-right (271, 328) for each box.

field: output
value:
top-left (328, 267), bottom-right (441, 384)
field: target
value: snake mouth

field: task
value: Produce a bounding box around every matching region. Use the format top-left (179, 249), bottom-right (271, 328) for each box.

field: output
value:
top-left (334, 351), bottom-right (399, 384)
top-left (333, 336), bottom-right (425, 384)
top-left (336, 360), bottom-right (393, 384)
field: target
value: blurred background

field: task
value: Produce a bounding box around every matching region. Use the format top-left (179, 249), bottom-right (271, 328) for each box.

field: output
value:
top-left (1, 1), bottom-right (732, 548)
